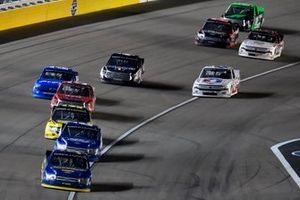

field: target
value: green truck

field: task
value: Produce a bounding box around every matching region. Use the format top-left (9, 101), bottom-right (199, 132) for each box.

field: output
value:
top-left (223, 2), bottom-right (265, 31)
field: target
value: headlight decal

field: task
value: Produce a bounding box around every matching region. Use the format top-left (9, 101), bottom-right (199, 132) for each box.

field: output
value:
top-left (45, 173), bottom-right (56, 181)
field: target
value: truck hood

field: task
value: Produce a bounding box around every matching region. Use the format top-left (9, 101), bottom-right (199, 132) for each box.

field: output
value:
top-left (57, 93), bottom-right (91, 103)
top-left (224, 13), bottom-right (247, 20)
top-left (203, 30), bottom-right (229, 38)
top-left (36, 79), bottom-right (60, 87)
top-left (241, 39), bottom-right (275, 48)
top-left (49, 166), bottom-right (88, 178)
top-left (197, 78), bottom-right (231, 86)
top-left (65, 137), bottom-right (98, 149)
top-left (106, 65), bottom-right (137, 73)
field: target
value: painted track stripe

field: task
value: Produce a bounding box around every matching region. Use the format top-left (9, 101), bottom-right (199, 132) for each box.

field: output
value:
top-left (271, 139), bottom-right (300, 188)
top-left (240, 61), bottom-right (300, 83)
top-left (100, 96), bottom-right (198, 155)
top-left (68, 61), bottom-right (300, 199)
top-left (140, 0), bottom-right (157, 2)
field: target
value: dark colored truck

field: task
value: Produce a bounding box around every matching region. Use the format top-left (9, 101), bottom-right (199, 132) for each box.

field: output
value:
top-left (194, 18), bottom-right (239, 48)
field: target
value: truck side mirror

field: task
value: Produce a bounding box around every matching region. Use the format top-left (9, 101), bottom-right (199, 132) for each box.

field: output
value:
top-left (234, 70), bottom-right (240, 79)
top-left (46, 150), bottom-right (52, 159)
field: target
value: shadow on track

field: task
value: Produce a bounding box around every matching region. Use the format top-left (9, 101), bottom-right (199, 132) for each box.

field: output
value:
top-left (0, 0), bottom-right (212, 44)
top-left (100, 153), bottom-right (145, 163)
top-left (91, 182), bottom-right (134, 192)
top-left (92, 111), bottom-right (143, 122)
top-left (139, 80), bottom-right (184, 91)
top-left (103, 137), bottom-right (139, 146)
top-left (262, 26), bottom-right (300, 35)
top-left (234, 92), bottom-right (274, 99)
top-left (95, 97), bottom-right (121, 106)
top-left (276, 54), bottom-right (300, 63)
top-left (100, 79), bottom-right (184, 91)
top-left (195, 41), bottom-right (242, 50)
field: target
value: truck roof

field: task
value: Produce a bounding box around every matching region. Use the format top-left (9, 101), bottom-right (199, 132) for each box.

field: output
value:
top-left (228, 2), bottom-right (252, 7)
top-left (43, 66), bottom-right (76, 73)
top-left (251, 29), bottom-right (280, 36)
top-left (111, 53), bottom-right (141, 60)
top-left (203, 65), bottom-right (234, 70)
top-left (207, 17), bottom-right (231, 24)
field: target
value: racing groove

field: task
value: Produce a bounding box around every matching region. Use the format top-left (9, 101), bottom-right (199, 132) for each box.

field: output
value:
top-left (0, 0), bottom-right (300, 199)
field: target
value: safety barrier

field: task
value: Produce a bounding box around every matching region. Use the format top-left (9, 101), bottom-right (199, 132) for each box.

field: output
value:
top-left (76, 0), bottom-right (139, 15)
top-left (0, 0), bottom-right (148, 31)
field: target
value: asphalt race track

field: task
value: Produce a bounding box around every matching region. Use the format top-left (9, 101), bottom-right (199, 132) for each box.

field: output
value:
top-left (1, 0), bottom-right (300, 199)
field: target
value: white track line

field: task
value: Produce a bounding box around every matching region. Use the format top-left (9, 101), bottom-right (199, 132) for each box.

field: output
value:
top-left (241, 61), bottom-right (300, 83)
top-left (140, 0), bottom-right (157, 2)
top-left (271, 139), bottom-right (300, 188)
top-left (100, 96), bottom-right (198, 155)
top-left (68, 61), bottom-right (300, 200)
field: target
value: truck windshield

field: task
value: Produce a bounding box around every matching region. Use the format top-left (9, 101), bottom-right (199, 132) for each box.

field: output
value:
top-left (65, 126), bottom-right (98, 140)
top-left (248, 32), bottom-right (276, 43)
top-left (50, 154), bottom-right (88, 169)
top-left (226, 5), bottom-right (253, 18)
top-left (203, 21), bottom-right (231, 33)
top-left (52, 108), bottom-right (90, 123)
top-left (41, 70), bottom-right (74, 81)
top-left (58, 83), bottom-right (91, 97)
top-left (107, 56), bottom-right (138, 69)
top-left (201, 68), bottom-right (232, 79)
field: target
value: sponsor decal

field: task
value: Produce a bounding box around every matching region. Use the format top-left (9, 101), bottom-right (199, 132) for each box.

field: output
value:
top-left (203, 78), bottom-right (222, 83)
top-left (62, 169), bottom-right (75, 173)
top-left (292, 151), bottom-right (300, 157)
top-left (69, 138), bottom-right (90, 143)
top-left (49, 87), bottom-right (57, 91)
top-left (232, 85), bottom-right (237, 93)
top-left (71, 0), bottom-right (77, 16)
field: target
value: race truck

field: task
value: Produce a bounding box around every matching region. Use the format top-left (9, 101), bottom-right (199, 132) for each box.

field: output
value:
top-left (44, 105), bottom-right (92, 140)
top-left (192, 65), bottom-right (240, 98)
top-left (100, 53), bottom-right (145, 85)
top-left (194, 18), bottom-right (239, 48)
top-left (32, 66), bottom-right (78, 99)
top-left (239, 29), bottom-right (284, 60)
top-left (222, 2), bottom-right (264, 31)
top-left (41, 150), bottom-right (92, 192)
top-left (54, 122), bottom-right (102, 162)
top-left (51, 81), bottom-right (96, 112)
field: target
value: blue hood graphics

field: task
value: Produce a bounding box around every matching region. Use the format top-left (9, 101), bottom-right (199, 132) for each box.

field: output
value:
top-left (65, 137), bottom-right (98, 149)
top-left (202, 78), bottom-right (224, 84)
